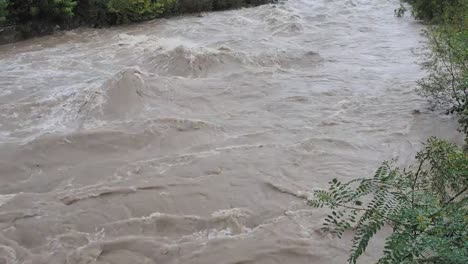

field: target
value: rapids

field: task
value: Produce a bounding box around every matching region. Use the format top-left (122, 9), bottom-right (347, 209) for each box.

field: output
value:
top-left (0, 0), bottom-right (461, 263)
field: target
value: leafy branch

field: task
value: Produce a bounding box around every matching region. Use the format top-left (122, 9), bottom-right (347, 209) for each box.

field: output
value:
top-left (309, 138), bottom-right (468, 264)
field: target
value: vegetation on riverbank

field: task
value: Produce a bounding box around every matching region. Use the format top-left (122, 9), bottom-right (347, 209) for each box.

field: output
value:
top-left (411, 0), bottom-right (468, 143)
top-left (0, 0), bottom-right (275, 41)
top-left (313, 1), bottom-right (467, 263)
top-left (310, 138), bottom-right (467, 264)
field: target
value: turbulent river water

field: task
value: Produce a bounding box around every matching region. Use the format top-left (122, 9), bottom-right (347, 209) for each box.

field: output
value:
top-left (0, 0), bottom-right (462, 263)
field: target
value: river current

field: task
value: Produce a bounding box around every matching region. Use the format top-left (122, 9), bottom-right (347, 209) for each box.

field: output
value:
top-left (0, 0), bottom-right (461, 263)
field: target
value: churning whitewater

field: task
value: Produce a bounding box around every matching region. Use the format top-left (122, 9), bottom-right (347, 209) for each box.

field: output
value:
top-left (0, 0), bottom-right (460, 263)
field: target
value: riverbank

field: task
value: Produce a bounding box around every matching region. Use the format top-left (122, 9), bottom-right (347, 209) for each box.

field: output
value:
top-left (0, 0), bottom-right (277, 45)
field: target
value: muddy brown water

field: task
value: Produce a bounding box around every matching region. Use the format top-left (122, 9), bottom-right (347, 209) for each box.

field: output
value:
top-left (0, 0), bottom-right (462, 263)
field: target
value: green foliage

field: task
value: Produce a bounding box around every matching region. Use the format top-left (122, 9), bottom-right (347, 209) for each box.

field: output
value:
top-left (7, 0), bottom-right (32, 24)
top-left (406, 0), bottom-right (465, 23)
top-left (1, 0), bottom-right (275, 30)
top-left (419, 24), bottom-right (467, 128)
top-left (7, 0), bottom-right (77, 24)
top-left (405, 0), bottom-right (468, 142)
top-left (75, 0), bottom-right (110, 26)
top-left (310, 138), bottom-right (468, 264)
top-left (0, 0), bottom-right (8, 25)
top-left (106, 0), bottom-right (165, 24)
top-left (50, 0), bottom-right (78, 19)
top-left (157, 0), bottom-right (177, 15)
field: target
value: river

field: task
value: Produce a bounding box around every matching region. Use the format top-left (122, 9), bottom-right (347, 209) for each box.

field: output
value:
top-left (0, 0), bottom-right (461, 263)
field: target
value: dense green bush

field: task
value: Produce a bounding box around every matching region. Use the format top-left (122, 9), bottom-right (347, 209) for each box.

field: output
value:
top-left (407, 0), bottom-right (465, 22)
top-left (0, 0), bottom-right (275, 38)
top-left (4, 0), bottom-right (78, 38)
top-left (310, 138), bottom-right (468, 264)
top-left (0, 0), bottom-right (8, 25)
top-left (7, 0), bottom-right (32, 24)
top-left (106, 0), bottom-right (165, 24)
top-left (7, 0), bottom-right (77, 24)
top-left (51, 0), bottom-right (78, 19)
top-left (157, 0), bottom-right (177, 15)
top-left (74, 0), bottom-right (109, 26)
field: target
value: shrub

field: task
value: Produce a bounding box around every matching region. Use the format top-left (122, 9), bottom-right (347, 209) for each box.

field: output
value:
top-left (309, 138), bottom-right (468, 264)
top-left (1, 0), bottom-right (277, 41)
top-left (0, 0), bottom-right (7, 25)
top-left (407, 0), bottom-right (465, 23)
top-left (50, 0), bottom-right (78, 20)
top-left (106, 0), bottom-right (164, 24)
top-left (75, 0), bottom-right (110, 26)
top-left (75, 0), bottom-right (270, 26)
top-left (407, 0), bottom-right (445, 21)
top-left (5, 0), bottom-right (276, 27)
top-left (403, 0), bottom-right (468, 143)
top-left (158, 0), bottom-right (177, 15)
top-left (418, 23), bottom-right (468, 137)
top-left (7, 0), bottom-right (33, 24)
top-left (7, 0), bottom-right (77, 24)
